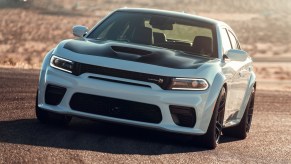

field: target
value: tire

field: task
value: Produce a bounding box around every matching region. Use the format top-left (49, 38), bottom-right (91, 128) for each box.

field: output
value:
top-left (35, 91), bottom-right (72, 126)
top-left (222, 87), bottom-right (255, 139)
top-left (195, 87), bottom-right (226, 149)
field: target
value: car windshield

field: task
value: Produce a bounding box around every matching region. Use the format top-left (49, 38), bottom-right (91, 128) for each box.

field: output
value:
top-left (88, 11), bottom-right (215, 57)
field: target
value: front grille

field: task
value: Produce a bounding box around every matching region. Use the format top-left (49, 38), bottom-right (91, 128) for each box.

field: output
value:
top-left (72, 62), bottom-right (172, 89)
top-left (70, 93), bottom-right (162, 124)
top-left (169, 105), bottom-right (196, 128)
top-left (45, 84), bottom-right (66, 105)
top-left (88, 76), bottom-right (151, 88)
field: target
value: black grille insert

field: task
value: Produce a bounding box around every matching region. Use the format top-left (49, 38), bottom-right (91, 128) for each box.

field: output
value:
top-left (88, 76), bottom-right (151, 88)
top-left (73, 62), bottom-right (172, 89)
top-left (70, 93), bottom-right (162, 124)
top-left (45, 84), bottom-right (66, 105)
top-left (170, 105), bottom-right (196, 128)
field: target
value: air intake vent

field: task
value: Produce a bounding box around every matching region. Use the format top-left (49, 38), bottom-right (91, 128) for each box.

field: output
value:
top-left (70, 93), bottom-right (162, 124)
top-left (170, 105), bottom-right (196, 128)
top-left (45, 84), bottom-right (66, 105)
top-left (111, 46), bottom-right (151, 56)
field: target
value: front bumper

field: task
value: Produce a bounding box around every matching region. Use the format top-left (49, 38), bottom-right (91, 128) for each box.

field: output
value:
top-left (38, 67), bottom-right (218, 135)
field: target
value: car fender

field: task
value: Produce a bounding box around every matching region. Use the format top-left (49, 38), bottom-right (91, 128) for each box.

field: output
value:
top-left (235, 71), bottom-right (256, 122)
top-left (198, 72), bottom-right (226, 133)
top-left (37, 48), bottom-right (54, 103)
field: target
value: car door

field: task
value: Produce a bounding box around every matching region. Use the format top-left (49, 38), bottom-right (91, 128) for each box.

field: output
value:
top-left (227, 29), bottom-right (252, 113)
top-left (220, 28), bottom-right (249, 124)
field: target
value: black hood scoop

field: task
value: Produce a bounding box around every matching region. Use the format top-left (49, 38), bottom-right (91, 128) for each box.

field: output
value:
top-left (111, 46), bottom-right (151, 56)
top-left (63, 39), bottom-right (210, 69)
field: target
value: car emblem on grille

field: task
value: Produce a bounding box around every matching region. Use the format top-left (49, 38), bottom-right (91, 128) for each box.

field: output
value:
top-left (148, 78), bottom-right (164, 84)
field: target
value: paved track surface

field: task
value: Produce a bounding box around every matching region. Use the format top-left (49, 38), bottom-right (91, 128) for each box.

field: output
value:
top-left (0, 68), bottom-right (290, 163)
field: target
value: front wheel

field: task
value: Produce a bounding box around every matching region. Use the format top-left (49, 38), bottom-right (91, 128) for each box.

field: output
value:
top-left (195, 87), bottom-right (226, 149)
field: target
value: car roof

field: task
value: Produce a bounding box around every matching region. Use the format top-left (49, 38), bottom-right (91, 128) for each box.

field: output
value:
top-left (116, 8), bottom-right (225, 26)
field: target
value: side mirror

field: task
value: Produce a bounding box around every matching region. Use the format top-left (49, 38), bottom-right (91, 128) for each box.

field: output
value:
top-left (224, 49), bottom-right (248, 61)
top-left (72, 25), bottom-right (88, 37)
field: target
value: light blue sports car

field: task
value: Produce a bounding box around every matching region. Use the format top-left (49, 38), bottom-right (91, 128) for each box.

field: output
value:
top-left (36, 8), bottom-right (256, 149)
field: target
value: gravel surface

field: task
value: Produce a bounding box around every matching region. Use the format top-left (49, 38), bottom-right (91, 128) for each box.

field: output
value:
top-left (0, 68), bottom-right (290, 163)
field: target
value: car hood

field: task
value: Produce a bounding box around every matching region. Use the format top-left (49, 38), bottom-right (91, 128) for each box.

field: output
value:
top-left (53, 39), bottom-right (219, 77)
top-left (65, 39), bottom-right (212, 69)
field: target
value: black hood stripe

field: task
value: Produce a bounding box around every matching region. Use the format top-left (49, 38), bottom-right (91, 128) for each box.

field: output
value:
top-left (63, 39), bottom-right (210, 69)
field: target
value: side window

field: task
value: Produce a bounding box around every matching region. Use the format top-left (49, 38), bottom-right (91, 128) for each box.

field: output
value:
top-left (228, 30), bottom-right (240, 50)
top-left (220, 28), bottom-right (232, 54)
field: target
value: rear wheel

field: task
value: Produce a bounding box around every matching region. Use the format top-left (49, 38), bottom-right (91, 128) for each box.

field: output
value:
top-left (223, 87), bottom-right (255, 139)
top-left (196, 87), bottom-right (226, 149)
top-left (35, 91), bottom-right (72, 126)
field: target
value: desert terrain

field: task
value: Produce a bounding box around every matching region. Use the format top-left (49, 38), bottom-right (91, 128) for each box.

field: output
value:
top-left (1, 0), bottom-right (291, 90)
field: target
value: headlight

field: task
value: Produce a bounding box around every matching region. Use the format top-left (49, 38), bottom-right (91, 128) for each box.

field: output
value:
top-left (169, 78), bottom-right (209, 91)
top-left (50, 55), bottom-right (74, 73)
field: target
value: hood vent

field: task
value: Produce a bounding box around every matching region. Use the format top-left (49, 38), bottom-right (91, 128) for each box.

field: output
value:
top-left (111, 46), bottom-right (151, 56)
